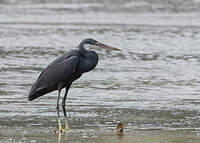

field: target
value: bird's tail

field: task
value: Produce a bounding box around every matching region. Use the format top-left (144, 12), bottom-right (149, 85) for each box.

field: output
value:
top-left (24, 86), bottom-right (32, 101)
top-left (28, 91), bottom-right (36, 101)
top-left (28, 85), bottom-right (44, 101)
top-left (28, 82), bottom-right (42, 101)
top-left (28, 83), bottom-right (37, 101)
top-left (28, 84), bottom-right (55, 101)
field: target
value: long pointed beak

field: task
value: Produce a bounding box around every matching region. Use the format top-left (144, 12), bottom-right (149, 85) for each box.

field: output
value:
top-left (97, 42), bottom-right (121, 51)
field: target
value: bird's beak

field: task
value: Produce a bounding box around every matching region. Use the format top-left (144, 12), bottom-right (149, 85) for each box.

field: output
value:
top-left (96, 42), bottom-right (121, 51)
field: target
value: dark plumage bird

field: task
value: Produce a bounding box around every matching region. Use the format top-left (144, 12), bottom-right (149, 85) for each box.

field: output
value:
top-left (28, 38), bottom-right (120, 133)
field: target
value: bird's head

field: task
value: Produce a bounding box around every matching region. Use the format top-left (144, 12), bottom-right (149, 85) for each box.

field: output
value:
top-left (79, 38), bottom-right (121, 51)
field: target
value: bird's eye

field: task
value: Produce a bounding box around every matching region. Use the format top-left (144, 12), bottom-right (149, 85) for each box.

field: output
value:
top-left (90, 41), bottom-right (95, 44)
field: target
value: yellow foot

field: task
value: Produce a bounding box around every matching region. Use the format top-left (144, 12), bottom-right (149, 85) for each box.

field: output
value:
top-left (59, 126), bottom-right (64, 133)
top-left (58, 119), bottom-right (64, 133)
top-left (65, 118), bottom-right (70, 133)
top-left (65, 125), bottom-right (70, 132)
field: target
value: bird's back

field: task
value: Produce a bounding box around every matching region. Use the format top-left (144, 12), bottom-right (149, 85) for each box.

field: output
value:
top-left (28, 50), bottom-right (81, 101)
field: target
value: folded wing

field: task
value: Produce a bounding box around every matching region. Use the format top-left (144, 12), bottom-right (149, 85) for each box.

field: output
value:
top-left (28, 56), bottom-right (79, 101)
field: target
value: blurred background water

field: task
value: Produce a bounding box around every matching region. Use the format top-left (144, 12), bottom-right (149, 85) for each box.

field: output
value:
top-left (1, 0), bottom-right (200, 142)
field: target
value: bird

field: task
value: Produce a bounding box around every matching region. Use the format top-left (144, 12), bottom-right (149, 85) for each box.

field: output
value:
top-left (28, 38), bottom-right (121, 133)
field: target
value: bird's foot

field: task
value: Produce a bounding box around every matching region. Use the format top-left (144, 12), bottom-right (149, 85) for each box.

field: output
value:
top-left (59, 126), bottom-right (64, 133)
top-left (65, 118), bottom-right (70, 133)
top-left (58, 119), bottom-right (64, 133)
top-left (65, 125), bottom-right (70, 133)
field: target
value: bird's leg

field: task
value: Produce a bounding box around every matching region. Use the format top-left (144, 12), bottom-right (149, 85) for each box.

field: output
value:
top-left (62, 85), bottom-right (71, 132)
top-left (56, 87), bottom-right (63, 133)
top-left (62, 96), bottom-right (69, 132)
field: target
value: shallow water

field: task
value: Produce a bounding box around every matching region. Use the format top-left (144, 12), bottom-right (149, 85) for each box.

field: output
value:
top-left (1, 0), bottom-right (200, 142)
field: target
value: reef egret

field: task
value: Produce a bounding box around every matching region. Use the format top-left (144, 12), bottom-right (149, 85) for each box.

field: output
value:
top-left (28, 38), bottom-right (120, 133)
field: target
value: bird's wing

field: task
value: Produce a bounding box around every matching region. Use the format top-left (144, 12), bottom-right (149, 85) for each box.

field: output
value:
top-left (38, 50), bottom-right (79, 79)
top-left (28, 56), bottom-right (79, 100)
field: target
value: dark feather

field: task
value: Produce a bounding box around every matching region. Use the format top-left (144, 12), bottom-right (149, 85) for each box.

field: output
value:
top-left (28, 56), bottom-right (79, 101)
top-left (28, 38), bottom-right (104, 102)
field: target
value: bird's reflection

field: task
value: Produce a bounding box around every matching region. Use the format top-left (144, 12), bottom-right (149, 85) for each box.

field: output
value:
top-left (58, 131), bottom-right (62, 143)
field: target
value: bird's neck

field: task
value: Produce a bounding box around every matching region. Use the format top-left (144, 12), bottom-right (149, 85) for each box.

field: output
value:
top-left (79, 43), bottom-right (88, 57)
top-left (78, 43), bottom-right (98, 73)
